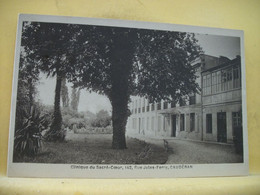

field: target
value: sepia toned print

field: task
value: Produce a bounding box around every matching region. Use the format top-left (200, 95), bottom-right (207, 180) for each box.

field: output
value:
top-left (7, 14), bottom-right (248, 178)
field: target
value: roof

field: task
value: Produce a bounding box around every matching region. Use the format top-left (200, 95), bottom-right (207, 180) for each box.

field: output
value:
top-left (201, 55), bottom-right (241, 73)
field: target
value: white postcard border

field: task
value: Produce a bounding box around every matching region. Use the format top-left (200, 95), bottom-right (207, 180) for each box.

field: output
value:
top-left (7, 14), bottom-right (248, 178)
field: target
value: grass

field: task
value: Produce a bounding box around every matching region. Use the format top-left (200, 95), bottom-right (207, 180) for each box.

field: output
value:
top-left (13, 133), bottom-right (168, 164)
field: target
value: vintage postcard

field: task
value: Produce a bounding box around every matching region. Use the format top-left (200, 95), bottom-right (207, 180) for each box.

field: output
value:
top-left (7, 14), bottom-right (248, 178)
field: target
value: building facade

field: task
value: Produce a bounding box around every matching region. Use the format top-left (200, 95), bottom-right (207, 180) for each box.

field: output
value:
top-left (126, 55), bottom-right (242, 144)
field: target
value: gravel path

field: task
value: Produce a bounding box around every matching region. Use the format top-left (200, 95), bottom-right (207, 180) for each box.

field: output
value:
top-left (137, 138), bottom-right (243, 164)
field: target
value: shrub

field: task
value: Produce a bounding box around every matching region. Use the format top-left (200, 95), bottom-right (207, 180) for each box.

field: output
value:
top-left (73, 126), bottom-right (113, 134)
top-left (67, 117), bottom-right (87, 129)
top-left (40, 105), bottom-right (53, 128)
top-left (91, 110), bottom-right (111, 128)
top-left (14, 106), bottom-right (47, 157)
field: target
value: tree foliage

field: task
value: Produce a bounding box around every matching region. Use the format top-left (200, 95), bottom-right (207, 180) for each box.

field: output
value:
top-left (71, 26), bottom-right (202, 102)
top-left (134, 30), bottom-right (201, 102)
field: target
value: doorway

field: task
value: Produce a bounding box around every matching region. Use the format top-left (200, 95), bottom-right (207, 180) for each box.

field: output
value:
top-left (171, 115), bottom-right (176, 137)
top-left (217, 112), bottom-right (227, 143)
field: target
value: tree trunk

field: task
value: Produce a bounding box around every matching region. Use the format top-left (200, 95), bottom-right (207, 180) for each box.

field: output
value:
top-left (61, 77), bottom-right (69, 107)
top-left (46, 69), bottom-right (64, 141)
top-left (71, 86), bottom-right (80, 111)
top-left (110, 31), bottom-right (135, 149)
top-left (111, 91), bottom-right (129, 149)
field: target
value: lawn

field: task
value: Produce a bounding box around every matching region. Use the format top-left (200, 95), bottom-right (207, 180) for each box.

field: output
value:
top-left (13, 133), bottom-right (168, 164)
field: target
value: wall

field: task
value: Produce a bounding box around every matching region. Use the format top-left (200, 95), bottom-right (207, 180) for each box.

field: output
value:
top-left (203, 102), bottom-right (242, 143)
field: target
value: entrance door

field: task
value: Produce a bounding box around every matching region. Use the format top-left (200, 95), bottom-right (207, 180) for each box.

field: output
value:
top-left (217, 112), bottom-right (227, 143)
top-left (171, 115), bottom-right (176, 137)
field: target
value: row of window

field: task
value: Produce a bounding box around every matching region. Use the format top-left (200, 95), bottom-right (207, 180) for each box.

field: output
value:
top-left (132, 113), bottom-right (196, 133)
top-left (205, 112), bottom-right (242, 135)
top-left (132, 101), bottom-right (175, 114)
top-left (180, 113), bottom-right (195, 132)
top-left (203, 66), bottom-right (241, 96)
top-left (132, 116), bottom-right (169, 132)
top-left (132, 111), bottom-right (242, 135)
top-left (131, 96), bottom-right (196, 114)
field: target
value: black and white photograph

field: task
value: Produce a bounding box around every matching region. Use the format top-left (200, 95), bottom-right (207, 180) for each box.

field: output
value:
top-left (7, 14), bottom-right (248, 178)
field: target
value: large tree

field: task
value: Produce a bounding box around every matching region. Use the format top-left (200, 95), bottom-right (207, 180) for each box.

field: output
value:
top-left (21, 22), bottom-right (202, 148)
top-left (71, 25), bottom-right (202, 149)
top-left (21, 22), bottom-right (81, 141)
top-left (15, 47), bottom-right (40, 131)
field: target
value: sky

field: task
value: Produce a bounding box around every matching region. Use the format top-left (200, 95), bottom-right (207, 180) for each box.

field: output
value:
top-left (36, 33), bottom-right (240, 113)
top-left (195, 33), bottom-right (240, 59)
top-left (37, 74), bottom-right (112, 113)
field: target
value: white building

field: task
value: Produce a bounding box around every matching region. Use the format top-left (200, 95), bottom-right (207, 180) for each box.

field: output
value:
top-left (126, 55), bottom-right (242, 144)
